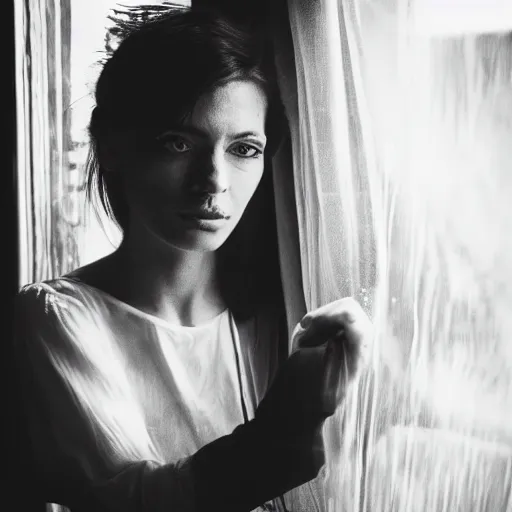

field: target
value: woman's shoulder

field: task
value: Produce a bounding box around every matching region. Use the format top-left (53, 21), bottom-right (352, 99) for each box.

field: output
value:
top-left (14, 281), bottom-right (90, 353)
top-left (16, 255), bottom-right (115, 312)
top-left (15, 267), bottom-right (115, 333)
top-left (14, 274), bottom-right (115, 358)
top-left (17, 278), bottom-right (78, 310)
top-left (17, 276), bottom-right (89, 311)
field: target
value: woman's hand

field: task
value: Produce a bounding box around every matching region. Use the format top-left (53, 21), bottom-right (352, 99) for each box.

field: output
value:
top-left (294, 297), bottom-right (374, 416)
top-left (253, 298), bottom-right (373, 476)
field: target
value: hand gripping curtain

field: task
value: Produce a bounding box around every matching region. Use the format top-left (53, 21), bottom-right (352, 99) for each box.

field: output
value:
top-left (272, 0), bottom-right (512, 511)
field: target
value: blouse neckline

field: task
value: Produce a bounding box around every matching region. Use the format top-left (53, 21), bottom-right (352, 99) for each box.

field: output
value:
top-left (58, 275), bottom-right (230, 331)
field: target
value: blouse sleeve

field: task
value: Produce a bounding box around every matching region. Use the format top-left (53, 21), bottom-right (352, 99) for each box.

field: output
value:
top-left (13, 283), bottom-right (196, 512)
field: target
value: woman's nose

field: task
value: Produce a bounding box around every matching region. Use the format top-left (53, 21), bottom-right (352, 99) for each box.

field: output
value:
top-left (191, 152), bottom-right (229, 194)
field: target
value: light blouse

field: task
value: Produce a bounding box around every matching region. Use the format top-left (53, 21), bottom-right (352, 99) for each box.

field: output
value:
top-left (14, 276), bottom-right (288, 512)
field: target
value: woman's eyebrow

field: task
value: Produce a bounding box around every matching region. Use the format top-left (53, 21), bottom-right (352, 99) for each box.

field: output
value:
top-left (168, 126), bottom-right (208, 138)
top-left (163, 126), bottom-right (266, 142)
top-left (229, 131), bottom-right (267, 142)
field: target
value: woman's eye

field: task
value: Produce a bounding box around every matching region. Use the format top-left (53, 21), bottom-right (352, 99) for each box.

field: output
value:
top-left (157, 135), bottom-right (192, 154)
top-left (230, 143), bottom-right (262, 158)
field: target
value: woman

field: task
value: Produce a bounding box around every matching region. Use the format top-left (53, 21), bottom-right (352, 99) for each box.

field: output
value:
top-left (13, 4), bottom-right (372, 512)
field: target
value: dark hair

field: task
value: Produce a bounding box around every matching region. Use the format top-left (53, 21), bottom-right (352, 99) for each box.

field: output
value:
top-left (86, 3), bottom-right (288, 322)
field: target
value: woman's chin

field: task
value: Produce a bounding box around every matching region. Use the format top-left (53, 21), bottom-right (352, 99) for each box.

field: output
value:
top-left (156, 225), bottom-right (232, 253)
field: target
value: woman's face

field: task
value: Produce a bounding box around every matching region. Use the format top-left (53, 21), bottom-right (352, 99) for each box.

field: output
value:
top-left (108, 80), bottom-right (268, 252)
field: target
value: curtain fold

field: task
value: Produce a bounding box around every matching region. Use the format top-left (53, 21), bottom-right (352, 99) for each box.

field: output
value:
top-left (15, 0), bottom-right (75, 286)
top-left (272, 8), bottom-right (308, 344)
top-left (273, 0), bottom-right (379, 508)
top-left (274, 0), bottom-right (512, 510)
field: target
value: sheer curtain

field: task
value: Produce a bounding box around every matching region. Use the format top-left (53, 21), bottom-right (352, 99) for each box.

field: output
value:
top-left (15, 0), bottom-right (74, 286)
top-left (274, 0), bottom-right (512, 510)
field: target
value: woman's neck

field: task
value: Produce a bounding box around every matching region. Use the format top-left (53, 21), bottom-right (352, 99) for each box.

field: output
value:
top-left (78, 230), bottom-right (227, 327)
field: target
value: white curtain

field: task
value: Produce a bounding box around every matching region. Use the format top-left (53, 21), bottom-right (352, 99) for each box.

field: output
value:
top-left (274, 0), bottom-right (512, 510)
top-left (15, 0), bottom-right (76, 286)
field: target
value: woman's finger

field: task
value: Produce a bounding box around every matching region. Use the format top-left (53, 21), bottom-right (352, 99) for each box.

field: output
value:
top-left (321, 320), bottom-right (372, 413)
top-left (321, 339), bottom-right (345, 414)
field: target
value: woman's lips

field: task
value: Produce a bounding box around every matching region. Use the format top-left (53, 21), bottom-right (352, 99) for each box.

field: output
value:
top-left (178, 207), bottom-right (231, 220)
top-left (180, 211), bottom-right (230, 220)
top-left (177, 211), bottom-right (231, 232)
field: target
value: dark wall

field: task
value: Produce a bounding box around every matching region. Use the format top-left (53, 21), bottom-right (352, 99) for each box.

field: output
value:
top-left (193, 0), bottom-right (272, 26)
top-left (7, 0), bottom-right (19, 504)
top-left (192, 0), bottom-right (289, 32)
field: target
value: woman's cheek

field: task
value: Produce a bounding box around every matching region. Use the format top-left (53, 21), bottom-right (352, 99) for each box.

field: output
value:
top-left (233, 161), bottom-right (265, 193)
top-left (125, 157), bottom-right (186, 198)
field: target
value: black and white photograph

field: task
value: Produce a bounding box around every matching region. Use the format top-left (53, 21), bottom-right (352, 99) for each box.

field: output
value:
top-left (8, 0), bottom-right (512, 511)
